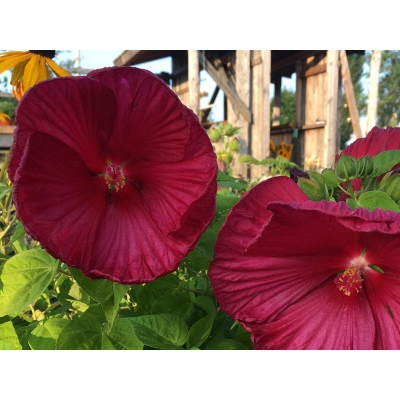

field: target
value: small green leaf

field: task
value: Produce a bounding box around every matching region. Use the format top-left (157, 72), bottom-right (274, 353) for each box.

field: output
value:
top-left (101, 318), bottom-right (143, 350)
top-left (217, 170), bottom-right (248, 191)
top-left (238, 154), bottom-right (260, 165)
top-left (56, 306), bottom-right (106, 350)
top-left (297, 177), bottom-right (325, 201)
top-left (186, 308), bottom-right (216, 349)
top-left (69, 267), bottom-right (129, 326)
top-left (371, 150), bottom-right (400, 177)
top-left (0, 319), bottom-right (22, 350)
top-left (126, 314), bottom-right (188, 350)
top-left (0, 249), bottom-right (58, 317)
top-left (206, 338), bottom-right (249, 350)
top-left (29, 317), bottom-right (69, 350)
top-left (0, 182), bottom-right (11, 200)
top-left (358, 191), bottom-right (400, 212)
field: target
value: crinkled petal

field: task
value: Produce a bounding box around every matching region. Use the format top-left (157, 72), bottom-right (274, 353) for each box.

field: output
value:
top-left (87, 67), bottom-right (189, 164)
top-left (85, 184), bottom-right (188, 284)
top-left (363, 270), bottom-right (400, 349)
top-left (13, 132), bottom-right (108, 267)
top-left (8, 76), bottom-right (117, 181)
top-left (123, 110), bottom-right (217, 235)
top-left (244, 279), bottom-right (376, 350)
top-left (341, 126), bottom-right (400, 159)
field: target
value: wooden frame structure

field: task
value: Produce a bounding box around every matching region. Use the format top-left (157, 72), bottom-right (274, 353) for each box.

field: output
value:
top-left (115, 50), bottom-right (365, 178)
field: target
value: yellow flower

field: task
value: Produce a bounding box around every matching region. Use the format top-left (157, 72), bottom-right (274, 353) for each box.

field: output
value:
top-left (0, 50), bottom-right (71, 94)
top-left (0, 112), bottom-right (11, 122)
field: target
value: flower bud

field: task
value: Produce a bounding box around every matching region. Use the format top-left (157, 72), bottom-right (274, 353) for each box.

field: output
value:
top-left (208, 129), bottom-right (221, 142)
top-left (335, 154), bottom-right (357, 181)
top-left (227, 138), bottom-right (240, 152)
top-left (356, 155), bottom-right (374, 178)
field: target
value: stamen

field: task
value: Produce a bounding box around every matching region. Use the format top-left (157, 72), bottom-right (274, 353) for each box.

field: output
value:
top-left (103, 163), bottom-right (126, 192)
top-left (334, 265), bottom-right (363, 296)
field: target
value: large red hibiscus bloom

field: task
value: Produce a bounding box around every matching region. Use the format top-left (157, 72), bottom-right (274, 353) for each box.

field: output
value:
top-left (9, 67), bottom-right (217, 284)
top-left (209, 176), bottom-right (400, 349)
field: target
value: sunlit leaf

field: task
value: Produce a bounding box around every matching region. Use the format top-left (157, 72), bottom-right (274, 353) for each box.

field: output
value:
top-left (0, 249), bottom-right (58, 317)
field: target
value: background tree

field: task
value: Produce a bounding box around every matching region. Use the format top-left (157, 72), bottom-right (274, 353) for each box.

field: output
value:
top-left (377, 50), bottom-right (400, 128)
top-left (270, 86), bottom-right (296, 125)
top-left (339, 52), bottom-right (368, 149)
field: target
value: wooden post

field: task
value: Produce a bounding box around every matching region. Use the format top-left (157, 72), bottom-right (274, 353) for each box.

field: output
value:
top-left (339, 50), bottom-right (362, 139)
top-left (272, 77), bottom-right (281, 126)
top-left (365, 50), bottom-right (381, 134)
top-left (188, 50), bottom-right (199, 116)
top-left (234, 50), bottom-right (251, 178)
top-left (262, 50), bottom-right (271, 159)
top-left (325, 50), bottom-right (340, 168)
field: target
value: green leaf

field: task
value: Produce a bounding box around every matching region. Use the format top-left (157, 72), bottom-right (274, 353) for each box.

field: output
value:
top-left (69, 267), bottom-right (129, 325)
top-left (371, 150), bottom-right (400, 177)
top-left (151, 293), bottom-right (194, 317)
top-left (101, 318), bottom-right (143, 350)
top-left (217, 170), bottom-right (248, 191)
top-left (238, 154), bottom-right (260, 165)
top-left (0, 319), bottom-right (22, 350)
top-left (379, 173), bottom-right (400, 202)
top-left (297, 177), bottom-right (325, 201)
top-left (186, 308), bottom-right (216, 349)
top-left (132, 274), bottom-right (181, 315)
top-left (206, 338), bottom-right (249, 350)
top-left (0, 249), bottom-right (58, 317)
top-left (126, 314), bottom-right (188, 350)
top-left (0, 182), bottom-right (11, 200)
top-left (29, 317), bottom-right (69, 350)
top-left (321, 168), bottom-right (341, 187)
top-left (358, 191), bottom-right (400, 212)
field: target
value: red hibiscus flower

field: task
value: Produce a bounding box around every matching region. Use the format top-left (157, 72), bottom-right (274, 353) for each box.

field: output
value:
top-left (9, 67), bottom-right (217, 284)
top-left (209, 176), bottom-right (400, 349)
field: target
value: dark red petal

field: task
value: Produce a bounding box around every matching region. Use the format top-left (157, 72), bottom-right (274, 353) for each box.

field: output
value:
top-left (8, 76), bottom-right (116, 182)
top-left (13, 132), bottom-right (108, 267)
top-left (87, 67), bottom-right (189, 164)
top-left (123, 110), bottom-right (217, 235)
top-left (85, 182), bottom-right (215, 284)
top-left (340, 126), bottom-right (400, 159)
top-left (363, 269), bottom-right (400, 349)
top-left (244, 279), bottom-right (376, 350)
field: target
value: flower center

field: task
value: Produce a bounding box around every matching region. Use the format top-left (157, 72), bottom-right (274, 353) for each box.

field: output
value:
top-left (29, 50), bottom-right (56, 58)
top-left (333, 254), bottom-right (370, 296)
top-left (104, 163), bottom-right (126, 192)
top-left (334, 266), bottom-right (363, 296)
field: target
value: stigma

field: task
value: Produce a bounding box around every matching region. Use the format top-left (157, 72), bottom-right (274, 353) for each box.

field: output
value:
top-left (104, 163), bottom-right (126, 192)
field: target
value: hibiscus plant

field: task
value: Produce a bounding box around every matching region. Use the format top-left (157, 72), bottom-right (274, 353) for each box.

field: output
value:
top-left (1, 62), bottom-right (400, 350)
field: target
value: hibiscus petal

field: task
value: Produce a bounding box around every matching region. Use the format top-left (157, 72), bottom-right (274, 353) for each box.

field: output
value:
top-left (244, 279), bottom-right (376, 350)
top-left (87, 67), bottom-right (190, 164)
top-left (8, 76), bottom-right (117, 182)
top-left (363, 269), bottom-right (400, 349)
top-left (13, 132), bottom-right (108, 268)
top-left (123, 110), bottom-right (217, 235)
top-left (341, 126), bottom-right (400, 159)
top-left (85, 184), bottom-right (189, 284)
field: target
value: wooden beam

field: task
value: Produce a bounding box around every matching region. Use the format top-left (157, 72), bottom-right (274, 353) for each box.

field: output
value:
top-left (325, 50), bottom-right (340, 167)
top-left (262, 50), bottom-right (271, 158)
top-left (272, 77), bottom-right (281, 126)
top-left (339, 50), bottom-right (363, 139)
top-left (365, 50), bottom-right (381, 134)
top-left (188, 50), bottom-right (200, 116)
top-left (202, 86), bottom-right (220, 122)
top-left (198, 51), bottom-right (252, 122)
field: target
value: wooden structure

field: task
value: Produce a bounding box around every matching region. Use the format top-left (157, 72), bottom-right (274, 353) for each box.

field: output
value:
top-left (115, 50), bottom-right (365, 178)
